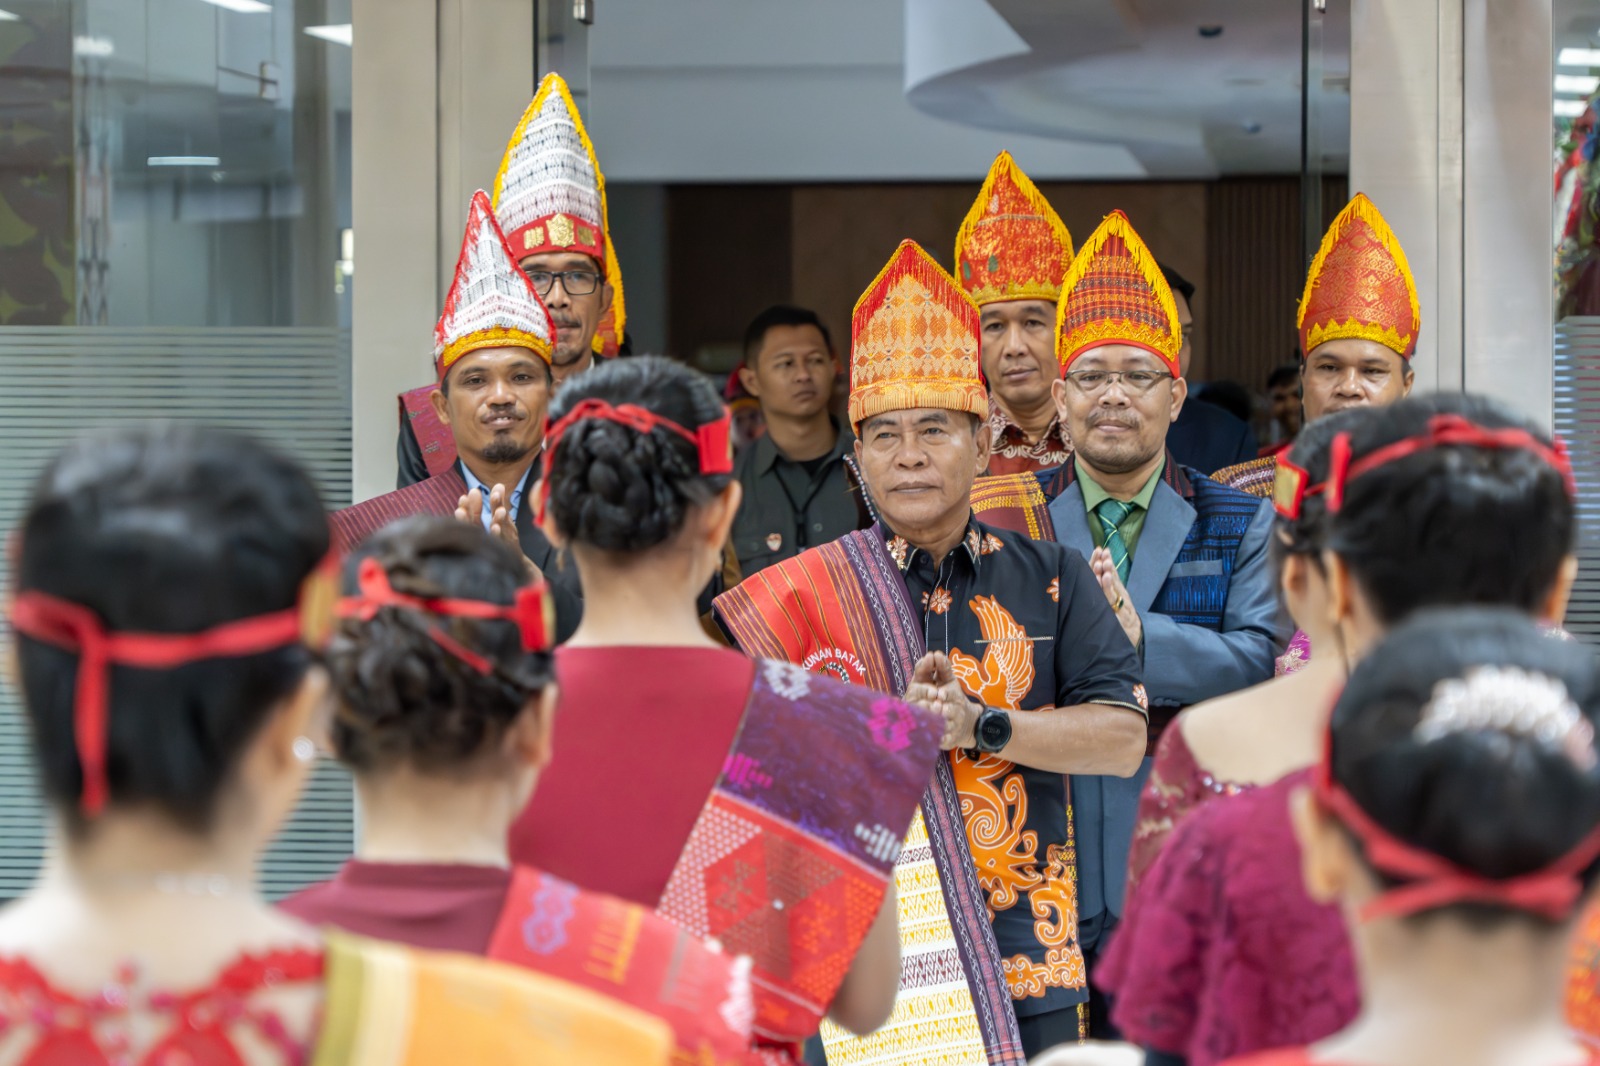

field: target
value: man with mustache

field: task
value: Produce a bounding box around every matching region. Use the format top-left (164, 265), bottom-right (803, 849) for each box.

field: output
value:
top-left (1210, 194), bottom-right (1420, 497)
top-left (395, 73), bottom-right (624, 487)
top-left (716, 240), bottom-right (1147, 1062)
top-left (955, 152), bottom-right (1076, 476)
top-left (1041, 210), bottom-right (1287, 1033)
top-left (332, 191), bottom-right (582, 641)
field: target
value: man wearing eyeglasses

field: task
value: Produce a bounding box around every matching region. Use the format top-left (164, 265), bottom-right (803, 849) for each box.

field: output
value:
top-left (1042, 211), bottom-right (1286, 1036)
top-left (395, 73), bottom-right (624, 488)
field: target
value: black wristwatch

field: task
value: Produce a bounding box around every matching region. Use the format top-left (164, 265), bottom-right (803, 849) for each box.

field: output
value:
top-left (969, 705), bottom-right (1013, 755)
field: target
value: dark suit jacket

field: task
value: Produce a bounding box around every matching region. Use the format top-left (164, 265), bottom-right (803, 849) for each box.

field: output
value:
top-left (330, 464), bottom-right (585, 643)
top-left (1166, 400), bottom-right (1258, 475)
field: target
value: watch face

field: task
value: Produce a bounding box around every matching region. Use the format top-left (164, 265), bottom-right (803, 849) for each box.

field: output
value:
top-left (979, 709), bottom-right (1012, 751)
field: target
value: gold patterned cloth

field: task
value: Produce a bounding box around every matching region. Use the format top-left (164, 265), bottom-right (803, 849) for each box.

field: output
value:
top-left (1297, 193), bottom-right (1420, 360)
top-left (849, 240), bottom-right (987, 429)
top-left (491, 72), bottom-right (626, 358)
top-left (1055, 211), bottom-right (1182, 376)
top-left (433, 190), bottom-right (555, 379)
top-left (955, 152), bottom-right (1075, 307)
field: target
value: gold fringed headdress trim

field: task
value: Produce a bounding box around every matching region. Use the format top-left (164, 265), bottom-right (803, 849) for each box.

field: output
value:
top-left (1055, 210), bottom-right (1182, 373)
top-left (1297, 193), bottom-right (1420, 359)
top-left (849, 240), bottom-right (986, 428)
top-left (954, 151), bottom-right (1075, 307)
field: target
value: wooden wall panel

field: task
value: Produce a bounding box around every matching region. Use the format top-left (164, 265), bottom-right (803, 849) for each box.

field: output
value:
top-left (666, 185), bottom-right (793, 369)
top-left (788, 182), bottom-right (1208, 376)
top-left (1204, 175), bottom-right (1352, 394)
top-left (665, 176), bottom-right (1342, 397)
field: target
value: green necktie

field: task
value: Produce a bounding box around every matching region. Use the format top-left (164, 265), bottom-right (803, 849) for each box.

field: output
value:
top-left (1094, 497), bottom-right (1134, 585)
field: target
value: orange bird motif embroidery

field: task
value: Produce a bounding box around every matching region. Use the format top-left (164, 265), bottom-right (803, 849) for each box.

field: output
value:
top-left (948, 596), bottom-right (1042, 913)
top-left (949, 595), bottom-right (1035, 711)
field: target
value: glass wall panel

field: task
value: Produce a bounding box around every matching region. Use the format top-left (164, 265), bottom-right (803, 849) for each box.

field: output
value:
top-left (0, 0), bottom-right (354, 898)
top-left (1554, 0), bottom-right (1600, 644)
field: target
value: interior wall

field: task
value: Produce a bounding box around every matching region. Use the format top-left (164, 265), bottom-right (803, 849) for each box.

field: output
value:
top-left (662, 177), bottom-right (1335, 395)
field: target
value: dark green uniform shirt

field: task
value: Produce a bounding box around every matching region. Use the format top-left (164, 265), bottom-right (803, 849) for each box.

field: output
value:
top-left (730, 419), bottom-right (871, 578)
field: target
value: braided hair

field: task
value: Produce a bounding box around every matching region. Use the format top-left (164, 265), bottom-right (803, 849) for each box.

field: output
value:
top-left (543, 355), bottom-right (733, 553)
top-left (328, 516), bottom-right (551, 774)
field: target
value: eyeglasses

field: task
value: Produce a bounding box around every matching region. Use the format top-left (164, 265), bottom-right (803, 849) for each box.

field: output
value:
top-left (525, 270), bottom-right (601, 296)
top-left (1063, 369), bottom-right (1170, 395)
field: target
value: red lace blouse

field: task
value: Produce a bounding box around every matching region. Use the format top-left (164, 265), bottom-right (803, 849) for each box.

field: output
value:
top-left (0, 948), bottom-right (324, 1065)
top-left (1098, 772), bottom-right (1359, 1066)
top-left (1127, 721), bottom-right (1252, 897)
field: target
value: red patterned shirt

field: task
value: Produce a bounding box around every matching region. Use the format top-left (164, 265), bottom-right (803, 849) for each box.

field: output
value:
top-left (986, 398), bottom-right (1073, 476)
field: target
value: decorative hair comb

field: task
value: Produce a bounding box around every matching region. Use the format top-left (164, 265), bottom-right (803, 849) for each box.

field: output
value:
top-left (1415, 665), bottom-right (1596, 770)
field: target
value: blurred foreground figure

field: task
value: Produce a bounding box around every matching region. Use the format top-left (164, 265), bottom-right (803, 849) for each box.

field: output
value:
top-left (1231, 609), bottom-right (1600, 1066)
top-left (1, 423), bottom-right (672, 1066)
top-left (511, 355), bottom-right (942, 1064)
top-left (1099, 393), bottom-right (1580, 1066)
top-left (283, 516), bottom-right (758, 1065)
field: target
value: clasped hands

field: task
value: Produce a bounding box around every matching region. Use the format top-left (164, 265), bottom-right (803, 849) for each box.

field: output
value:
top-left (903, 651), bottom-right (981, 751)
top-left (455, 483), bottom-right (545, 582)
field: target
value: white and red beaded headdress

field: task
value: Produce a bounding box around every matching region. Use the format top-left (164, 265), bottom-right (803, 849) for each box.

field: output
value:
top-left (492, 73), bottom-right (626, 358)
top-left (433, 190), bottom-right (556, 380)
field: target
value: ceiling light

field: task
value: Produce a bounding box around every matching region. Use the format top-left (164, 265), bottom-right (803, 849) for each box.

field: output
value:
top-left (1559, 47), bottom-right (1600, 68)
top-left (304, 23), bottom-right (351, 46)
top-left (1557, 74), bottom-right (1600, 94)
top-left (0, 10), bottom-right (20, 20)
top-left (1556, 99), bottom-right (1587, 118)
top-left (148, 155), bottom-right (221, 167)
top-left (73, 35), bottom-right (114, 57)
top-left (199, 0), bottom-right (271, 11)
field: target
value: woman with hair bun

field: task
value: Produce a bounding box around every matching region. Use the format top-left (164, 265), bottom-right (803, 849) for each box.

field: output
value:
top-left (1121, 406), bottom-right (1369, 895)
top-left (509, 355), bottom-right (946, 1061)
top-left (1098, 391), bottom-right (1580, 1066)
top-left (283, 515), bottom-right (758, 1065)
top-left (1231, 608), bottom-right (1600, 1066)
top-left (0, 423), bottom-right (673, 1066)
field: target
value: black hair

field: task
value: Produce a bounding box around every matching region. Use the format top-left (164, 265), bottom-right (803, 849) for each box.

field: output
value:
top-left (1159, 263), bottom-right (1196, 303)
top-left (328, 516), bottom-right (551, 776)
top-left (742, 305), bottom-right (835, 367)
top-left (1195, 380), bottom-right (1252, 424)
top-left (1275, 407), bottom-right (1374, 559)
top-left (1329, 608), bottom-right (1600, 923)
top-left (1328, 392), bottom-right (1574, 624)
top-left (14, 423), bottom-right (330, 836)
top-left (545, 355), bottom-right (733, 553)
top-left (1267, 364), bottom-right (1301, 391)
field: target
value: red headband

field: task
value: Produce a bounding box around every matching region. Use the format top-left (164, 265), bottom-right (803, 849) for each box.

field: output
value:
top-left (1314, 710), bottom-right (1600, 922)
top-left (1324, 414), bottom-right (1576, 513)
top-left (337, 557), bottom-right (553, 675)
top-left (9, 551), bottom-right (340, 817)
top-left (536, 398), bottom-right (734, 522)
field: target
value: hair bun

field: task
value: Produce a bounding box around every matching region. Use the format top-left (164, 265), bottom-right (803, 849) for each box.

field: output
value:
top-left (545, 356), bottom-right (732, 553)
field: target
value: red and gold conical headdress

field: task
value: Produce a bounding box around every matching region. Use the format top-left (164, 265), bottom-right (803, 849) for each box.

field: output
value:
top-left (849, 240), bottom-right (985, 428)
top-left (492, 73), bottom-right (626, 358)
top-left (1298, 193), bottom-right (1420, 360)
top-left (954, 151), bottom-right (1075, 307)
top-left (433, 190), bottom-right (556, 380)
top-left (1056, 210), bottom-right (1181, 376)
